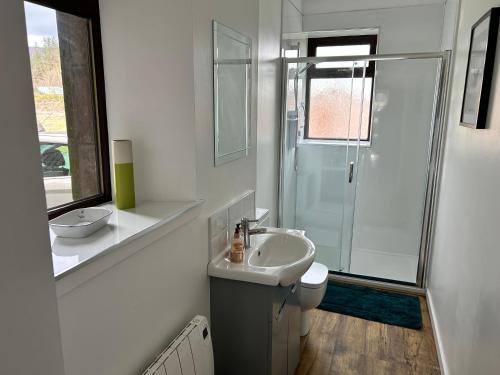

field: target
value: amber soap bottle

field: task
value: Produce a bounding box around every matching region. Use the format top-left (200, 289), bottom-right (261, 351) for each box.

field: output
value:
top-left (229, 224), bottom-right (245, 263)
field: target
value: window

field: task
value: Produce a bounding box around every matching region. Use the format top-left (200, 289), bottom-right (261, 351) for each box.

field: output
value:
top-left (305, 35), bottom-right (377, 141)
top-left (24, 0), bottom-right (110, 219)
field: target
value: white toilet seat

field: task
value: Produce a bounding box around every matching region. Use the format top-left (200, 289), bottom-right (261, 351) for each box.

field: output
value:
top-left (301, 262), bottom-right (328, 289)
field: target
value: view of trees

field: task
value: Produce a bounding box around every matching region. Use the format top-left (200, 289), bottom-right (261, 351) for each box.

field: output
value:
top-left (28, 36), bottom-right (66, 133)
top-left (30, 36), bottom-right (62, 89)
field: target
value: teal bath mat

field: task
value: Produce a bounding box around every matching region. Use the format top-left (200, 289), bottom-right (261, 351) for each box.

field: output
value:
top-left (318, 282), bottom-right (422, 329)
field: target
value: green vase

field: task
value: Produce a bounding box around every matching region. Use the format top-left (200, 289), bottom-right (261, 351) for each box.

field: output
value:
top-left (112, 140), bottom-right (136, 209)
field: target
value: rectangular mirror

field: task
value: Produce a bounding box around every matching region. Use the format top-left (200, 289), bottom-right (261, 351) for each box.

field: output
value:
top-left (213, 21), bottom-right (252, 166)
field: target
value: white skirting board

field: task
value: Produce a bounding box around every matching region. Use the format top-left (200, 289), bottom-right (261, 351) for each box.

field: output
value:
top-left (426, 290), bottom-right (449, 375)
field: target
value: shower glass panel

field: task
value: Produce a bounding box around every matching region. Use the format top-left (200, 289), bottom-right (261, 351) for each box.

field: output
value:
top-left (280, 59), bottom-right (367, 273)
top-left (348, 58), bottom-right (440, 283)
top-left (280, 53), bottom-right (448, 285)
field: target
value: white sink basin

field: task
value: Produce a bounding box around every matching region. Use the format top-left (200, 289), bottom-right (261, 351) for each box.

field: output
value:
top-left (208, 228), bottom-right (315, 286)
top-left (248, 233), bottom-right (311, 267)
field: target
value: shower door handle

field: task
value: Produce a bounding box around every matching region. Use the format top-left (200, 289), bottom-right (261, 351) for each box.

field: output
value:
top-left (348, 162), bottom-right (354, 183)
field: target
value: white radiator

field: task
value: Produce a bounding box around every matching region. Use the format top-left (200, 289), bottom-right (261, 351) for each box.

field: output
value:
top-left (142, 315), bottom-right (214, 375)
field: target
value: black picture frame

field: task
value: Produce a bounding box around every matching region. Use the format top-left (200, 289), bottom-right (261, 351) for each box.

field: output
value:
top-left (461, 7), bottom-right (500, 129)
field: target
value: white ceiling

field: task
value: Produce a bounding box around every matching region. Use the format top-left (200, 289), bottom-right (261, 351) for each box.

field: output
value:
top-left (300, 0), bottom-right (446, 16)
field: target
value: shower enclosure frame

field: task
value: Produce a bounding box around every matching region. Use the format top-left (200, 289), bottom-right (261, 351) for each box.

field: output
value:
top-left (278, 51), bottom-right (451, 289)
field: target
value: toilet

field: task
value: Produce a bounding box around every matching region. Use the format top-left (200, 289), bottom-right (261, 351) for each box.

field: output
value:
top-left (299, 262), bottom-right (329, 336)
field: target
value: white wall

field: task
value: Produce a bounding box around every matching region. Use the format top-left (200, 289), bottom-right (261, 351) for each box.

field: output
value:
top-left (0, 1), bottom-right (65, 373)
top-left (441, 0), bottom-right (460, 50)
top-left (428, 0), bottom-right (500, 373)
top-left (100, 0), bottom-right (198, 202)
top-left (283, 0), bottom-right (303, 34)
top-left (192, 0), bottom-right (259, 217)
top-left (301, 0), bottom-right (444, 15)
top-left (57, 218), bottom-right (209, 375)
top-left (55, 0), bottom-right (278, 374)
top-left (256, 0), bottom-right (282, 225)
top-left (302, 4), bottom-right (445, 54)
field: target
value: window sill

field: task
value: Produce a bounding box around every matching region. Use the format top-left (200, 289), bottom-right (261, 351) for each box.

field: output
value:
top-left (52, 200), bottom-right (204, 295)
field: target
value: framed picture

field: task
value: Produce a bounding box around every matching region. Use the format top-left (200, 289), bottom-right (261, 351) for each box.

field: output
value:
top-left (461, 8), bottom-right (500, 129)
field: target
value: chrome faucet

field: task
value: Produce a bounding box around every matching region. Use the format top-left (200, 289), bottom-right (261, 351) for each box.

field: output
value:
top-left (240, 217), bottom-right (267, 249)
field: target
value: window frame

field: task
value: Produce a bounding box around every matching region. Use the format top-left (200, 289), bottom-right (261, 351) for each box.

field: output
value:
top-left (27, 0), bottom-right (111, 220)
top-left (304, 35), bottom-right (377, 142)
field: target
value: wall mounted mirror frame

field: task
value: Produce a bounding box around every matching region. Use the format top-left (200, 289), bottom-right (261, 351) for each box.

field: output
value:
top-left (213, 20), bottom-right (252, 166)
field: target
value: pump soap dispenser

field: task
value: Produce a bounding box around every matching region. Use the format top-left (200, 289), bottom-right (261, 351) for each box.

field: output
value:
top-left (229, 223), bottom-right (245, 263)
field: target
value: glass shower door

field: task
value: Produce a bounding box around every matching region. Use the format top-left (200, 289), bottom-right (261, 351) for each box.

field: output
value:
top-left (280, 60), bottom-right (367, 272)
top-left (347, 57), bottom-right (443, 283)
top-left (280, 53), bottom-right (448, 286)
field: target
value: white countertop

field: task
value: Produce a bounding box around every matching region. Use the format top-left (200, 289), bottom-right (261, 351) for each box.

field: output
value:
top-left (51, 200), bottom-right (203, 279)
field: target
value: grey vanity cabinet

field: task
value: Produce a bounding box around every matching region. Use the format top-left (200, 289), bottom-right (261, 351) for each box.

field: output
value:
top-left (210, 277), bottom-right (301, 375)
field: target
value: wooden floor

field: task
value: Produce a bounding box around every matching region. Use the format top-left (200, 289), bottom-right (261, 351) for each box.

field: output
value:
top-left (296, 297), bottom-right (440, 375)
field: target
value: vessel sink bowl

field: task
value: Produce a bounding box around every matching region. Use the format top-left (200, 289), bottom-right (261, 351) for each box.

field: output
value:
top-left (208, 228), bottom-right (315, 286)
top-left (49, 207), bottom-right (112, 238)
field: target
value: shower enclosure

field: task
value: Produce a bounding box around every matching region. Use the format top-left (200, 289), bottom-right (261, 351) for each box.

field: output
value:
top-left (279, 52), bottom-right (450, 287)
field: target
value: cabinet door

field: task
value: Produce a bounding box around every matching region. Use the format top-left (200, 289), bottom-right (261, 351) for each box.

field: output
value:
top-left (272, 296), bottom-right (289, 375)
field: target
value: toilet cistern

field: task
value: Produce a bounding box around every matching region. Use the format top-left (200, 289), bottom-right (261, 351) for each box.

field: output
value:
top-left (240, 217), bottom-right (266, 248)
